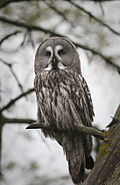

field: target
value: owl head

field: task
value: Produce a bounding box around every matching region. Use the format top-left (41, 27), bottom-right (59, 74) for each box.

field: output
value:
top-left (34, 37), bottom-right (81, 74)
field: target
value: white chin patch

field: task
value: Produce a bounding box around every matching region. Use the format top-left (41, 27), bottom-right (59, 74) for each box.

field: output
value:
top-left (58, 62), bottom-right (67, 69)
top-left (44, 64), bottom-right (52, 71)
top-left (44, 62), bottom-right (66, 71)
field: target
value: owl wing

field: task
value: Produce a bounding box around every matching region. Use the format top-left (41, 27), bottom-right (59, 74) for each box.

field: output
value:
top-left (68, 74), bottom-right (94, 128)
top-left (67, 73), bottom-right (94, 159)
top-left (82, 77), bottom-right (94, 122)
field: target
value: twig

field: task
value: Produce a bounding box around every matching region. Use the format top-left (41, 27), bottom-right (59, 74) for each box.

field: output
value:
top-left (19, 31), bottom-right (28, 47)
top-left (0, 58), bottom-right (24, 93)
top-left (67, 0), bottom-right (120, 36)
top-left (4, 117), bottom-right (36, 124)
top-left (0, 0), bottom-right (40, 9)
top-left (74, 42), bottom-right (120, 72)
top-left (0, 88), bottom-right (34, 113)
top-left (27, 31), bottom-right (35, 48)
top-left (45, 1), bottom-right (74, 25)
top-left (0, 0), bottom-right (118, 10)
top-left (0, 30), bottom-right (21, 46)
top-left (98, 1), bottom-right (105, 16)
top-left (26, 122), bottom-right (104, 140)
top-left (0, 16), bottom-right (119, 72)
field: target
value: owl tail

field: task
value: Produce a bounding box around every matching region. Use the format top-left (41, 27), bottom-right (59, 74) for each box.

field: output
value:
top-left (68, 155), bottom-right (85, 184)
top-left (62, 134), bottom-right (86, 184)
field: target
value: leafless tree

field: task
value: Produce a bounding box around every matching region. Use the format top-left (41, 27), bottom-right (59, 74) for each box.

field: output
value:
top-left (0, 0), bottom-right (120, 184)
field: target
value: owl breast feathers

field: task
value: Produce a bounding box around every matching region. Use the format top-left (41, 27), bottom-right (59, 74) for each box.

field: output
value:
top-left (34, 37), bottom-right (94, 184)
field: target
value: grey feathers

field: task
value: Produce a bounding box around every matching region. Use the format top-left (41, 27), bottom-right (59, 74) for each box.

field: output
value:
top-left (34, 37), bottom-right (94, 184)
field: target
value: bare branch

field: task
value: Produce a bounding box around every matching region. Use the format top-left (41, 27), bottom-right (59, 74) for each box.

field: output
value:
top-left (98, 1), bottom-right (105, 15)
top-left (0, 88), bottom-right (34, 113)
top-left (0, 58), bottom-right (24, 93)
top-left (0, 58), bottom-right (23, 90)
top-left (0, 0), bottom-right (40, 9)
top-left (0, 16), bottom-right (119, 72)
top-left (4, 117), bottom-right (36, 124)
top-left (84, 104), bottom-right (120, 185)
top-left (74, 42), bottom-right (120, 72)
top-left (27, 31), bottom-right (35, 48)
top-left (67, 0), bottom-right (120, 36)
top-left (0, 0), bottom-right (118, 9)
top-left (45, 1), bottom-right (73, 25)
top-left (26, 105), bottom-right (120, 142)
top-left (0, 31), bottom-right (21, 46)
top-left (0, 16), bottom-right (62, 36)
top-left (26, 122), bottom-right (104, 140)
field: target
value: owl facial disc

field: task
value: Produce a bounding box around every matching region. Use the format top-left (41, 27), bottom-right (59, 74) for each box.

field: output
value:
top-left (45, 45), bottom-right (66, 71)
top-left (35, 37), bottom-right (77, 73)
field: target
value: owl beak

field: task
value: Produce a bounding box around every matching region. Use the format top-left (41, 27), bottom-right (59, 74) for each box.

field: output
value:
top-left (53, 57), bottom-right (56, 63)
top-left (52, 56), bottom-right (58, 70)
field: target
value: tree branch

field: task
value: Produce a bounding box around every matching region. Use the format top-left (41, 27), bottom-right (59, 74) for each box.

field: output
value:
top-left (26, 105), bottom-right (120, 141)
top-left (0, 0), bottom-right (118, 9)
top-left (0, 16), bottom-right (62, 36)
top-left (0, 30), bottom-right (21, 46)
top-left (26, 122), bottom-right (104, 140)
top-left (84, 104), bottom-right (120, 185)
top-left (74, 42), bottom-right (120, 73)
top-left (45, 1), bottom-right (74, 25)
top-left (4, 117), bottom-right (36, 124)
top-left (0, 0), bottom-right (40, 9)
top-left (0, 58), bottom-right (24, 93)
top-left (0, 16), bottom-right (119, 72)
top-left (0, 88), bottom-right (34, 113)
top-left (67, 0), bottom-right (120, 36)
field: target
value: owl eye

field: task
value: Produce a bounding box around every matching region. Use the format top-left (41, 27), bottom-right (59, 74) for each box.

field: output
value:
top-left (58, 49), bottom-right (65, 57)
top-left (46, 50), bottom-right (51, 57)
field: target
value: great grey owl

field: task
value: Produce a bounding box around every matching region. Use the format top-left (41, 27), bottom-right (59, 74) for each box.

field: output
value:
top-left (34, 37), bottom-right (94, 184)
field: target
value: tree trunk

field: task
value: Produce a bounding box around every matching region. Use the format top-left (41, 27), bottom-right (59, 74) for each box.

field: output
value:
top-left (84, 105), bottom-right (120, 185)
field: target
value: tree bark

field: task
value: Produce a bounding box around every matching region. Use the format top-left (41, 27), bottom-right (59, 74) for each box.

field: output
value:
top-left (84, 105), bottom-right (120, 185)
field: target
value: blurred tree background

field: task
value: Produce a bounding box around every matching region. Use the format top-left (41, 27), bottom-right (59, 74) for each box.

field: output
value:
top-left (0, 0), bottom-right (120, 185)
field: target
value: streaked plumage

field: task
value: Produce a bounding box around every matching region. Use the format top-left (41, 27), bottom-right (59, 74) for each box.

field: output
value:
top-left (34, 37), bottom-right (94, 184)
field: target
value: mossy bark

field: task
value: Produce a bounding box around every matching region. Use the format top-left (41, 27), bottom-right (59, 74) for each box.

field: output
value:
top-left (84, 105), bottom-right (120, 185)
